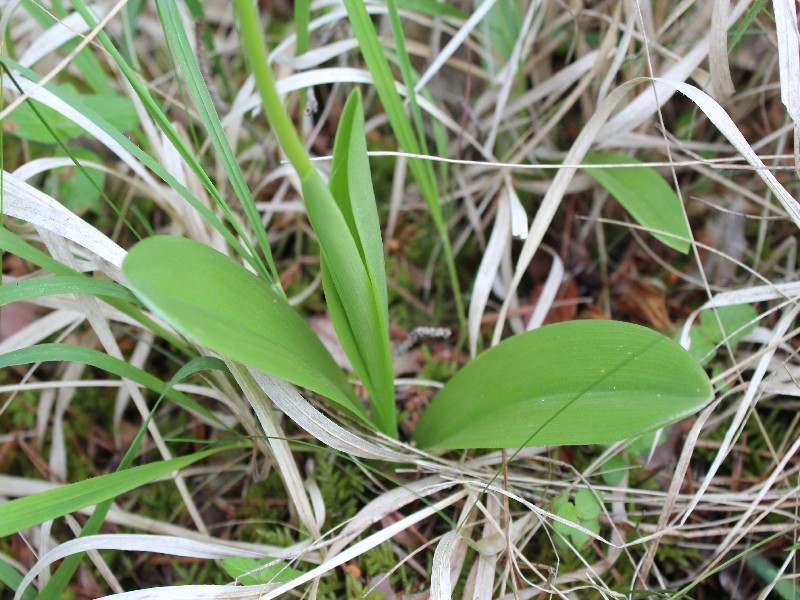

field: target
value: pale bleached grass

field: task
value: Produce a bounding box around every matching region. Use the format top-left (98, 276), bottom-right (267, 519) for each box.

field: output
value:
top-left (2, 1), bottom-right (800, 598)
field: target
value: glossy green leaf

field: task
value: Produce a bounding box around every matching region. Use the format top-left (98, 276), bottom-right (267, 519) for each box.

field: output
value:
top-left (122, 236), bottom-right (368, 423)
top-left (413, 320), bottom-right (712, 450)
top-left (0, 446), bottom-right (230, 537)
top-left (581, 152), bottom-right (691, 253)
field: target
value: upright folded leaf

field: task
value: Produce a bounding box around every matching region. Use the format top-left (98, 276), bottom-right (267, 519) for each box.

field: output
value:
top-left (302, 153), bottom-right (396, 434)
top-left (413, 320), bottom-right (712, 450)
top-left (123, 236), bottom-right (369, 424)
top-left (581, 152), bottom-right (691, 253)
top-left (323, 90), bottom-right (394, 433)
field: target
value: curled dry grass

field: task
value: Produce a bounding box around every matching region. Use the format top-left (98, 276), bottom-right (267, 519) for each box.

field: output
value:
top-left (1, 1), bottom-right (799, 598)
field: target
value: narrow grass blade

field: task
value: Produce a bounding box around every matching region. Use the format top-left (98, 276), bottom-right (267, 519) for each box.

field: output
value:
top-left (581, 152), bottom-right (691, 253)
top-left (398, 0), bottom-right (467, 19)
top-left (122, 236), bottom-right (369, 424)
top-left (38, 357), bottom-right (228, 600)
top-left (413, 320), bottom-right (712, 450)
top-left (1, 58), bottom-right (261, 277)
top-left (155, 0), bottom-right (279, 284)
top-left (65, 0), bottom-right (271, 283)
top-left (0, 446), bottom-right (231, 538)
top-left (0, 344), bottom-right (220, 426)
top-left (342, 0), bottom-right (465, 325)
top-left (22, 1), bottom-right (113, 94)
top-left (0, 560), bottom-right (36, 600)
top-left (0, 276), bottom-right (137, 305)
top-left (0, 228), bottom-right (188, 352)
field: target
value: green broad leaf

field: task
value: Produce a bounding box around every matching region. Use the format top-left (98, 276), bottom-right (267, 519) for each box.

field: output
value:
top-left (412, 320), bottom-right (712, 450)
top-left (122, 236), bottom-right (368, 424)
top-left (221, 557), bottom-right (302, 585)
top-left (0, 446), bottom-right (229, 537)
top-left (698, 304), bottom-right (758, 345)
top-left (581, 152), bottom-right (691, 253)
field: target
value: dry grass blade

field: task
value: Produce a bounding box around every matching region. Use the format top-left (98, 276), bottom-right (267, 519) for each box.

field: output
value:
top-left (772, 0), bottom-right (800, 167)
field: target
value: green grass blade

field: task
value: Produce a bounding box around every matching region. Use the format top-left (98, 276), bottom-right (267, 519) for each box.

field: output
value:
top-left (413, 320), bottom-right (712, 449)
top-left (1, 56), bottom-right (262, 278)
top-left (0, 276), bottom-right (137, 306)
top-left (386, 0), bottom-right (431, 163)
top-left (155, 0), bottom-right (279, 285)
top-left (581, 152), bottom-right (691, 253)
top-left (0, 343), bottom-right (221, 427)
top-left (122, 236), bottom-right (370, 425)
top-left (38, 356), bottom-right (228, 600)
top-left (65, 0), bottom-right (271, 283)
top-left (22, 0), bottom-right (114, 94)
top-left (397, 0), bottom-right (468, 19)
top-left (342, 0), bottom-right (465, 326)
top-left (0, 559), bottom-right (36, 600)
top-left (0, 446), bottom-right (232, 538)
